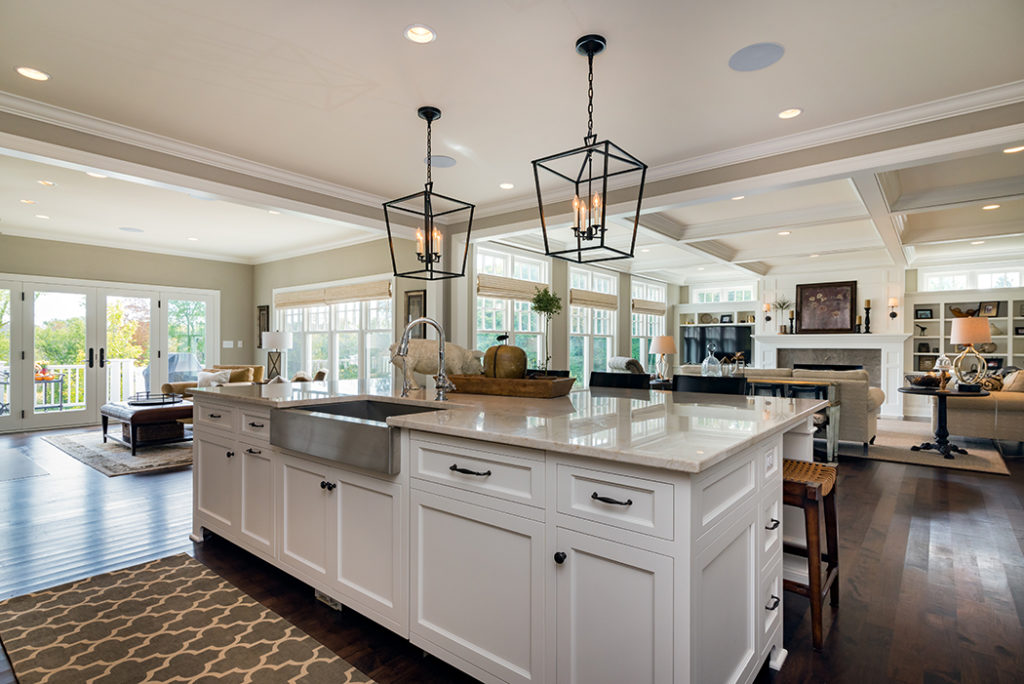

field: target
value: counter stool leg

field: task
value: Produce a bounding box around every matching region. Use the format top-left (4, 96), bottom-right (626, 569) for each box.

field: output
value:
top-left (805, 491), bottom-right (824, 651)
top-left (823, 487), bottom-right (839, 608)
top-left (102, 415), bottom-right (108, 443)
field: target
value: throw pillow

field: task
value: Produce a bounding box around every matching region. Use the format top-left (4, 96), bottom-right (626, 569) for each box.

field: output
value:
top-left (223, 367), bottom-right (254, 383)
top-left (980, 376), bottom-right (1003, 392)
top-left (1001, 370), bottom-right (1024, 392)
top-left (197, 369), bottom-right (232, 387)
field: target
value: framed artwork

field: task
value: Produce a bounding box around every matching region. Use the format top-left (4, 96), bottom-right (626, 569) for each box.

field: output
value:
top-left (914, 308), bottom-right (933, 320)
top-left (405, 289), bottom-right (426, 339)
top-left (986, 357), bottom-right (1004, 370)
top-left (720, 314), bottom-right (733, 324)
top-left (256, 305), bottom-right (270, 348)
top-left (795, 281), bottom-right (857, 334)
top-left (978, 301), bottom-right (999, 317)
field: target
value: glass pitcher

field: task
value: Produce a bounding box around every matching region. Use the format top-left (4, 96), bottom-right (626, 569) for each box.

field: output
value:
top-left (701, 342), bottom-right (722, 377)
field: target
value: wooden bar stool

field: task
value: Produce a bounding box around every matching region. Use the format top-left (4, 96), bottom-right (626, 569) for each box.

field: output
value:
top-left (782, 459), bottom-right (839, 651)
top-left (748, 381), bottom-right (784, 397)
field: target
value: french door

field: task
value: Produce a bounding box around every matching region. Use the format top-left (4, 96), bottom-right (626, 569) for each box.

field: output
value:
top-left (1, 277), bottom-right (217, 432)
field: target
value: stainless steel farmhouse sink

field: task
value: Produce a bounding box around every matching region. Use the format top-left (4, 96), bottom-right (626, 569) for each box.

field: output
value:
top-left (270, 400), bottom-right (445, 475)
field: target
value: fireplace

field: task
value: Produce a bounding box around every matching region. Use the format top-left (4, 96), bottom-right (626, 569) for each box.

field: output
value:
top-left (778, 349), bottom-right (881, 386)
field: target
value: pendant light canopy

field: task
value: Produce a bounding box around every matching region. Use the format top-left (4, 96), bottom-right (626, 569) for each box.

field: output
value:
top-left (384, 106), bottom-right (474, 280)
top-left (532, 35), bottom-right (647, 264)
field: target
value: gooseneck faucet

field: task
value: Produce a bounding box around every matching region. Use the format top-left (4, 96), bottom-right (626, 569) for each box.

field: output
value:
top-left (395, 316), bottom-right (454, 401)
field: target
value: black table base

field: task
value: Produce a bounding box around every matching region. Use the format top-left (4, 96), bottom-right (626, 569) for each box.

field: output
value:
top-left (897, 387), bottom-right (988, 460)
top-left (910, 440), bottom-right (968, 459)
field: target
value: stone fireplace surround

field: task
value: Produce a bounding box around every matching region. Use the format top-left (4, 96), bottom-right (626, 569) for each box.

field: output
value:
top-left (778, 348), bottom-right (881, 386)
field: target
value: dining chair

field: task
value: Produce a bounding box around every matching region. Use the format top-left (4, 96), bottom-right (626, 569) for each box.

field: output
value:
top-left (589, 371), bottom-right (651, 389)
top-left (671, 374), bottom-right (748, 395)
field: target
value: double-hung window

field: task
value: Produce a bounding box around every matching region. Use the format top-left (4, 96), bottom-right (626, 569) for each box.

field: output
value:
top-left (631, 279), bottom-right (667, 372)
top-left (474, 247), bottom-right (549, 368)
top-left (275, 279), bottom-right (393, 393)
top-left (568, 267), bottom-right (617, 386)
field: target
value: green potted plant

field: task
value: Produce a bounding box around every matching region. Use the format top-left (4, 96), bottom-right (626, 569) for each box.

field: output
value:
top-left (530, 286), bottom-right (563, 373)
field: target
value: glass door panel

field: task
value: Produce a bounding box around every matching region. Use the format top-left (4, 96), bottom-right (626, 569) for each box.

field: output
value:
top-left (30, 289), bottom-right (91, 419)
top-left (0, 284), bottom-right (17, 426)
top-left (105, 294), bottom-right (154, 402)
top-left (165, 298), bottom-right (208, 383)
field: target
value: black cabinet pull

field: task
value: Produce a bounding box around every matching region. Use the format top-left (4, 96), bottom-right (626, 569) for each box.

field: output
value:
top-left (248, 422), bottom-right (265, 428)
top-left (208, 413), bottom-right (221, 419)
top-left (245, 448), bottom-right (261, 455)
top-left (765, 595), bottom-right (780, 611)
top-left (591, 492), bottom-right (633, 507)
top-left (225, 451), bottom-right (233, 458)
top-left (450, 464), bottom-right (492, 477)
top-left (319, 481), bottom-right (336, 491)
top-left (554, 552), bottom-right (567, 565)
top-left (765, 518), bottom-right (780, 530)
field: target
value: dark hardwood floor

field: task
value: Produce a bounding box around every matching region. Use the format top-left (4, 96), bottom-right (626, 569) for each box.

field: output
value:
top-left (1, 429), bottom-right (1023, 683)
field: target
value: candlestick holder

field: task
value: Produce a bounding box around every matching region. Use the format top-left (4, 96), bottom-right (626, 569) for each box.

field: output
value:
top-left (789, 318), bottom-right (795, 334)
top-left (855, 323), bottom-right (862, 333)
top-left (864, 306), bottom-right (871, 334)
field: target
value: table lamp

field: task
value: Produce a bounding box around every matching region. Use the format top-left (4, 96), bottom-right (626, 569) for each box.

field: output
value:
top-left (261, 331), bottom-right (293, 380)
top-left (949, 317), bottom-right (990, 384)
top-left (650, 335), bottom-right (677, 380)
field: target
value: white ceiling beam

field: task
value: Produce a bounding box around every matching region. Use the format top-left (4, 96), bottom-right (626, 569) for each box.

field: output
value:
top-left (636, 213), bottom-right (769, 275)
top-left (850, 171), bottom-right (909, 266)
top-left (668, 203), bottom-right (869, 243)
top-left (730, 237), bottom-right (882, 263)
top-left (901, 219), bottom-right (1024, 245)
top-left (890, 175), bottom-right (1024, 214)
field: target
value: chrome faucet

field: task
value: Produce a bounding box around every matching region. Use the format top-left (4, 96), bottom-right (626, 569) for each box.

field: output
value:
top-left (395, 316), bottom-right (454, 401)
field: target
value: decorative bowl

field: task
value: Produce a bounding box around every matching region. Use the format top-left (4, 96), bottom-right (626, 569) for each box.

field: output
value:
top-left (905, 373), bottom-right (939, 388)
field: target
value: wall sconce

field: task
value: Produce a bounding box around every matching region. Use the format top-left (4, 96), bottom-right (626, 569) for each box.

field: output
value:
top-left (762, 302), bottom-right (772, 322)
top-left (888, 297), bottom-right (899, 319)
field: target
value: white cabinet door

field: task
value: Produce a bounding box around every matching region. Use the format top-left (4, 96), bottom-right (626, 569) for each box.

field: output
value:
top-left (692, 505), bottom-right (759, 684)
top-left (329, 469), bottom-right (406, 634)
top-left (410, 489), bottom-right (545, 684)
top-left (238, 442), bottom-right (275, 557)
top-left (554, 528), bottom-right (673, 684)
top-left (278, 454), bottom-right (331, 584)
top-left (195, 433), bottom-right (237, 532)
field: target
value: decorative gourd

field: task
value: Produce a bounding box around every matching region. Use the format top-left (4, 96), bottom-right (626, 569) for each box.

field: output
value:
top-left (484, 344), bottom-right (527, 379)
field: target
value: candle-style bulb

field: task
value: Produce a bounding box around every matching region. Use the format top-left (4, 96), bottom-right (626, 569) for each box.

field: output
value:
top-left (416, 228), bottom-right (425, 256)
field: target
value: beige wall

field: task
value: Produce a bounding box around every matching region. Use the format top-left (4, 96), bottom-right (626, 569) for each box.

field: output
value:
top-left (0, 234), bottom-right (254, 364)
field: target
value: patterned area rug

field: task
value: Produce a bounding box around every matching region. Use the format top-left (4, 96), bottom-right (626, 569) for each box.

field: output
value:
top-left (0, 554), bottom-right (374, 684)
top-left (838, 420), bottom-right (1010, 475)
top-left (42, 431), bottom-right (192, 477)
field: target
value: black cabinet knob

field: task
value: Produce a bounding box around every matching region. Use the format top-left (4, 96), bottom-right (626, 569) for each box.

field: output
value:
top-left (554, 552), bottom-right (567, 565)
top-left (225, 451), bottom-right (233, 458)
top-left (320, 481), bottom-right (327, 489)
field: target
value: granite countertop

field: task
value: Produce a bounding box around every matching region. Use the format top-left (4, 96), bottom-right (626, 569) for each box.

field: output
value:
top-left (193, 382), bottom-right (824, 473)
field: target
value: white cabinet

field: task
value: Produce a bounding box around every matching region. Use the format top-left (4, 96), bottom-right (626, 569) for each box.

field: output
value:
top-left (410, 488), bottom-right (546, 684)
top-left (195, 431), bottom-right (237, 531)
top-left (238, 441), bottom-right (275, 556)
top-left (278, 453), bottom-right (331, 584)
top-left (553, 527), bottom-right (673, 684)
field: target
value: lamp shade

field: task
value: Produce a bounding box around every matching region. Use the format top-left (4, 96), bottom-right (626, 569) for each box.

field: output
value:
top-left (887, 297), bottom-right (899, 308)
top-left (949, 317), bottom-right (991, 346)
top-left (262, 331), bottom-right (293, 350)
top-left (650, 335), bottom-right (677, 355)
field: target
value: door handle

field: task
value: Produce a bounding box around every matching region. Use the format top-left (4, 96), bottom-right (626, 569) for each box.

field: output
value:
top-left (88, 348), bottom-right (95, 368)
top-left (99, 347), bottom-right (106, 368)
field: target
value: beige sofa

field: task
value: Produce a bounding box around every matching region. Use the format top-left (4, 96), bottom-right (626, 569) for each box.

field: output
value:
top-left (676, 365), bottom-right (885, 445)
top-left (161, 364), bottom-right (265, 398)
top-left (941, 385), bottom-right (1024, 442)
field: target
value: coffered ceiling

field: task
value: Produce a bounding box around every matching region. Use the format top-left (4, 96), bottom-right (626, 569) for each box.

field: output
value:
top-left (0, 0), bottom-right (1022, 278)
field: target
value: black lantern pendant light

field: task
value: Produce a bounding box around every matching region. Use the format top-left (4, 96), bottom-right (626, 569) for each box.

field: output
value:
top-left (532, 35), bottom-right (647, 263)
top-left (384, 106), bottom-right (474, 280)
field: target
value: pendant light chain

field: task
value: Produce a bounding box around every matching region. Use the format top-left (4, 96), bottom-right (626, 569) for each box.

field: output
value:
top-left (425, 116), bottom-right (433, 187)
top-left (586, 51), bottom-right (596, 145)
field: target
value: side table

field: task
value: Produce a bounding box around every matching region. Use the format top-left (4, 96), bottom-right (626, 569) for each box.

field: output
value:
top-left (897, 387), bottom-right (989, 459)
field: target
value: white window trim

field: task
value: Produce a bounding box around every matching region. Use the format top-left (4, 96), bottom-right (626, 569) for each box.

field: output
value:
top-left (473, 244), bottom-right (551, 366)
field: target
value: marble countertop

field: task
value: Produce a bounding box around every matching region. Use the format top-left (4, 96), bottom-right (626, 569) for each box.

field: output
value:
top-left (192, 382), bottom-right (824, 473)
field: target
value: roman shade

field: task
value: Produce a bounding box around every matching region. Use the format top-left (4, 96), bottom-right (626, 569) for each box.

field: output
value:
top-left (631, 298), bottom-right (667, 316)
top-left (273, 288), bottom-right (326, 309)
top-left (476, 274), bottom-right (543, 301)
top-left (274, 280), bottom-right (392, 309)
top-left (569, 288), bottom-right (617, 310)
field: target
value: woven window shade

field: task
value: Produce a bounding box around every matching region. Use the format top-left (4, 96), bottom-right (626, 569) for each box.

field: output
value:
top-left (631, 298), bottom-right (667, 316)
top-left (476, 274), bottom-right (543, 301)
top-left (324, 279), bottom-right (392, 304)
top-left (569, 288), bottom-right (618, 310)
top-left (273, 289), bottom-right (326, 309)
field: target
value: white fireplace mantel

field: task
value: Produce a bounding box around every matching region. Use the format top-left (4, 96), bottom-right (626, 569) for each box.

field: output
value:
top-left (753, 334), bottom-right (910, 417)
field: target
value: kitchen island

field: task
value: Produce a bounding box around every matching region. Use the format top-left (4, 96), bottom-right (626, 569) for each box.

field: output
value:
top-left (190, 382), bottom-right (825, 684)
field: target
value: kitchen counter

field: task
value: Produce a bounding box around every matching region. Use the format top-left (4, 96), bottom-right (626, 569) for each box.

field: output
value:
top-left (193, 382), bottom-right (825, 473)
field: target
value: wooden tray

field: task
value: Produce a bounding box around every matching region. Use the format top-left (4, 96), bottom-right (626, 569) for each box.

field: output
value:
top-left (447, 374), bottom-right (576, 398)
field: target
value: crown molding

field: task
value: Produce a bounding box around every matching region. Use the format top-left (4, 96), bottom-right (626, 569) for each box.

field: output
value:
top-left (0, 91), bottom-right (390, 208)
top-left (249, 232), bottom-right (383, 265)
top-left (0, 227), bottom-right (251, 264)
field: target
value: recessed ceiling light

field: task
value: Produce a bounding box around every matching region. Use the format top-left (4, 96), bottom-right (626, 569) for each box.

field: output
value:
top-left (119, 226), bottom-right (143, 233)
top-left (499, 183), bottom-right (515, 190)
top-left (425, 155), bottom-right (456, 168)
top-left (728, 43), bottom-right (785, 72)
top-left (640, 248), bottom-right (651, 253)
top-left (16, 66), bottom-right (50, 81)
top-left (85, 172), bottom-right (108, 178)
top-left (810, 253), bottom-right (820, 258)
top-left (37, 180), bottom-right (55, 187)
top-left (778, 108), bottom-right (802, 119)
top-left (697, 267), bottom-right (705, 271)
top-left (404, 24), bottom-right (436, 43)
top-left (982, 204), bottom-right (1000, 210)
top-left (1003, 145), bottom-right (1024, 154)
top-left (778, 230), bottom-right (791, 236)
top-left (971, 240), bottom-right (985, 245)
top-left (268, 210), bottom-right (281, 215)
top-left (187, 237), bottom-right (199, 241)
top-left (34, 214), bottom-right (49, 220)
top-left (731, 195), bottom-right (745, 201)
top-left (19, 199), bottom-right (36, 204)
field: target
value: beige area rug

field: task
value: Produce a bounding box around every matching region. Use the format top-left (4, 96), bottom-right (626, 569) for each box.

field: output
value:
top-left (42, 431), bottom-right (193, 477)
top-left (838, 419), bottom-right (1010, 475)
top-left (0, 554), bottom-right (374, 684)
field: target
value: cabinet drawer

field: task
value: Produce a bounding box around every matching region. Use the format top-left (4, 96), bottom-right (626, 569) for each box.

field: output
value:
top-left (760, 557), bottom-right (783, 655)
top-left (195, 404), bottom-right (236, 432)
top-left (410, 436), bottom-right (544, 508)
top-left (692, 446), bottom-right (757, 542)
top-left (240, 409), bottom-right (271, 442)
top-left (556, 464), bottom-right (674, 540)
top-left (759, 491), bottom-right (782, 570)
